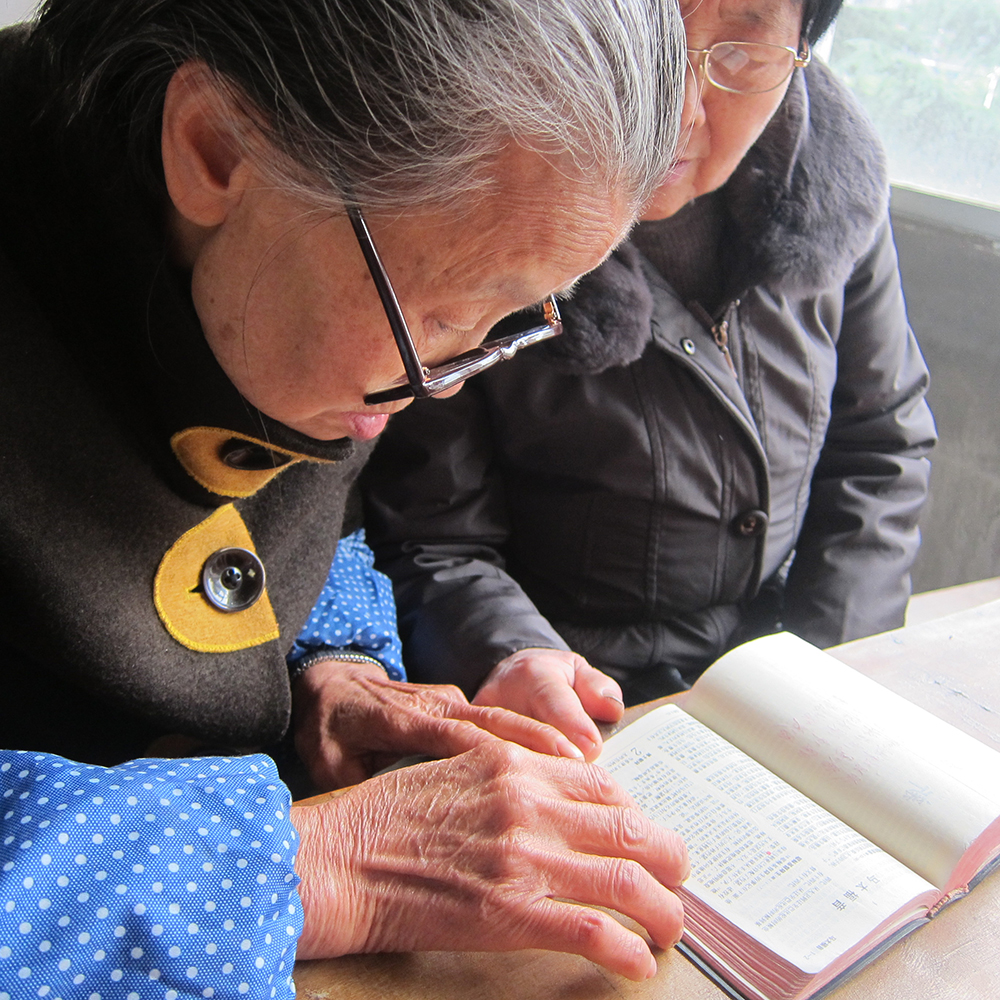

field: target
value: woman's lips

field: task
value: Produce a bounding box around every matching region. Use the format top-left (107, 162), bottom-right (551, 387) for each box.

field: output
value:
top-left (343, 412), bottom-right (391, 440)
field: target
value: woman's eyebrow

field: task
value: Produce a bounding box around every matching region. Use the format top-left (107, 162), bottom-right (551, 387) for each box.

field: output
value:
top-left (716, 0), bottom-right (797, 32)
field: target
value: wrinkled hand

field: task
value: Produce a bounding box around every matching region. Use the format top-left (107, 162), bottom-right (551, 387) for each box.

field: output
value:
top-left (292, 658), bottom-right (587, 790)
top-left (474, 648), bottom-right (625, 761)
top-left (292, 741), bottom-right (688, 980)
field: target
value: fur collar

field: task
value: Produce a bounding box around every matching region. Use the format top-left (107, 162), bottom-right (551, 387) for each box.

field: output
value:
top-left (546, 61), bottom-right (889, 374)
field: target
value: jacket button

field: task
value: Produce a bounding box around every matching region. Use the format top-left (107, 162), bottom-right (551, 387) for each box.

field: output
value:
top-left (201, 548), bottom-right (267, 612)
top-left (681, 338), bottom-right (697, 355)
top-left (219, 438), bottom-right (291, 470)
top-left (732, 509), bottom-right (768, 538)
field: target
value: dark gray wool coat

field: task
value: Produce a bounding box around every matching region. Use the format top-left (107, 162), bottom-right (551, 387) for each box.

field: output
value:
top-left (0, 27), bottom-right (370, 764)
top-left (365, 61), bottom-right (938, 705)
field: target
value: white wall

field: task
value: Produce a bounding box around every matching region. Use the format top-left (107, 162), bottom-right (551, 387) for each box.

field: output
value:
top-left (1, 0), bottom-right (37, 28)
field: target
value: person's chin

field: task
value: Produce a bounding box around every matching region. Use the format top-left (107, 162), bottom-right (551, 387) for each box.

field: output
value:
top-left (641, 167), bottom-right (697, 220)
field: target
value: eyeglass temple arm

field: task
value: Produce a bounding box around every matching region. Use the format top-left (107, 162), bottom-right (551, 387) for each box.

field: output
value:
top-left (345, 204), bottom-right (428, 389)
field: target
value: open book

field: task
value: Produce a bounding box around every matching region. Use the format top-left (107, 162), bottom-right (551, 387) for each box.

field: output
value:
top-left (597, 632), bottom-right (1000, 1000)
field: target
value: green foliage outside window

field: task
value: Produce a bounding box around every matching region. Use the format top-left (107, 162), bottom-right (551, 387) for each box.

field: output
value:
top-left (827, 0), bottom-right (1000, 204)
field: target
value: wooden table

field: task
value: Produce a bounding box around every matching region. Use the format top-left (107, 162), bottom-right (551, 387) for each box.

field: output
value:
top-left (295, 602), bottom-right (1000, 1000)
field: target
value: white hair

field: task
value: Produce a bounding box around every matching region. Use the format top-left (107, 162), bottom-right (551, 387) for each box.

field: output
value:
top-left (37, 0), bottom-right (686, 212)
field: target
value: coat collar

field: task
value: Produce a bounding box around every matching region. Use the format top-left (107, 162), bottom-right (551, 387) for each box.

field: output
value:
top-left (547, 62), bottom-right (889, 374)
top-left (721, 60), bottom-right (889, 298)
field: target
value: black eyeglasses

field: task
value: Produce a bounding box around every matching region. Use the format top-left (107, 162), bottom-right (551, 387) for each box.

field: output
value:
top-left (346, 205), bottom-right (563, 406)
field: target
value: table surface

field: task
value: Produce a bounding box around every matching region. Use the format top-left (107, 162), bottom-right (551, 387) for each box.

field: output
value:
top-left (294, 601), bottom-right (1000, 1000)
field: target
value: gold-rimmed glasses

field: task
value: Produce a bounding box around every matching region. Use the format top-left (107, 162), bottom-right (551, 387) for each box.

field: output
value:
top-left (345, 205), bottom-right (563, 406)
top-left (687, 39), bottom-right (811, 95)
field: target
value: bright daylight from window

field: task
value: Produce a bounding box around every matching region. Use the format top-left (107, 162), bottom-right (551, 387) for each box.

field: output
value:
top-left (825, 0), bottom-right (1000, 206)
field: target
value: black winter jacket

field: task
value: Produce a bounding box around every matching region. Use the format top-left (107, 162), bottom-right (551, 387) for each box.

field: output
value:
top-left (365, 63), bottom-right (938, 704)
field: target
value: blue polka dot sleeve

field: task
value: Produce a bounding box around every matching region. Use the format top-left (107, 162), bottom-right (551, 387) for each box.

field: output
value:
top-left (288, 528), bottom-right (406, 681)
top-left (0, 751), bottom-right (303, 1000)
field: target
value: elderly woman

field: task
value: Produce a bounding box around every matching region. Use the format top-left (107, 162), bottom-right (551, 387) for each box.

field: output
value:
top-left (365, 0), bottom-right (938, 756)
top-left (0, 0), bottom-right (691, 992)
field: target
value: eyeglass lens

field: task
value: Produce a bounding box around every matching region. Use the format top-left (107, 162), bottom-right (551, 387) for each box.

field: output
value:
top-left (702, 42), bottom-right (798, 94)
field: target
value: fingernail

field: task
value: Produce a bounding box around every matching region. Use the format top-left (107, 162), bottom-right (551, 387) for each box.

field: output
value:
top-left (602, 689), bottom-right (625, 706)
top-left (563, 743), bottom-right (586, 760)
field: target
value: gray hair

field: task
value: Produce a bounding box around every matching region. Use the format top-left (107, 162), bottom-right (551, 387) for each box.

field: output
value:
top-left (35, 0), bottom-right (686, 214)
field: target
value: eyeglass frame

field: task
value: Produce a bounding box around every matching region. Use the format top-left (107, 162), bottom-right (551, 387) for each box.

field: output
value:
top-left (345, 204), bottom-right (563, 406)
top-left (686, 39), bottom-right (811, 95)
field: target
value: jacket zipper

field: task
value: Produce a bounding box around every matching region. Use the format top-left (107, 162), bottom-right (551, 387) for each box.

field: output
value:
top-left (688, 299), bottom-right (739, 377)
top-left (712, 316), bottom-right (737, 375)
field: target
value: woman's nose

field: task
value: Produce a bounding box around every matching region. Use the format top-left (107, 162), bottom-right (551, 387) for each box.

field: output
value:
top-left (681, 57), bottom-right (708, 133)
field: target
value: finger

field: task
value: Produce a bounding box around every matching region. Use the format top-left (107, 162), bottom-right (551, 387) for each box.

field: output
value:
top-left (534, 757), bottom-right (641, 809)
top-left (572, 663), bottom-right (625, 725)
top-left (399, 680), bottom-right (582, 760)
top-left (453, 702), bottom-right (587, 760)
top-left (510, 671), bottom-right (604, 761)
top-left (394, 712), bottom-right (500, 759)
top-left (545, 851), bottom-right (686, 954)
top-left (511, 895), bottom-right (661, 981)
top-left (535, 797), bottom-right (690, 887)
top-left (388, 707), bottom-right (581, 764)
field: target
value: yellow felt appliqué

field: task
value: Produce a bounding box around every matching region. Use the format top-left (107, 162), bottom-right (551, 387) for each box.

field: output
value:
top-left (153, 503), bottom-right (280, 652)
top-left (171, 427), bottom-right (327, 498)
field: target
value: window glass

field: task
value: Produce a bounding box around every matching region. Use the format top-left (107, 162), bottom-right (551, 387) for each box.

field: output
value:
top-left (826, 0), bottom-right (1000, 206)
top-left (0, 0), bottom-right (36, 27)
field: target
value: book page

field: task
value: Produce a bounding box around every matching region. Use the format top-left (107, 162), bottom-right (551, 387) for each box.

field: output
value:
top-left (599, 705), bottom-right (934, 974)
top-left (683, 632), bottom-right (1000, 889)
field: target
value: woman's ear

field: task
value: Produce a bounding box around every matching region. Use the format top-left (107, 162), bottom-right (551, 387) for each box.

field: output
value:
top-left (161, 60), bottom-right (249, 229)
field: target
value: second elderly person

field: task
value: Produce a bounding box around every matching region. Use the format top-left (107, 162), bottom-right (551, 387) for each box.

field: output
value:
top-left (365, 0), bottom-right (938, 756)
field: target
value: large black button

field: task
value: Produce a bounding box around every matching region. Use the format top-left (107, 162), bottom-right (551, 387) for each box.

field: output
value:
top-left (732, 509), bottom-right (769, 538)
top-left (219, 438), bottom-right (292, 471)
top-left (201, 548), bottom-right (266, 612)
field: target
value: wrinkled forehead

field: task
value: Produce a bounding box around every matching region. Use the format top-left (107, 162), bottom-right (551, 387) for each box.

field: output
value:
top-left (679, 0), bottom-right (804, 35)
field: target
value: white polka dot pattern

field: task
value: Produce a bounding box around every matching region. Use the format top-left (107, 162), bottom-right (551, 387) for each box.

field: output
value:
top-left (288, 528), bottom-right (405, 680)
top-left (0, 752), bottom-right (302, 1000)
